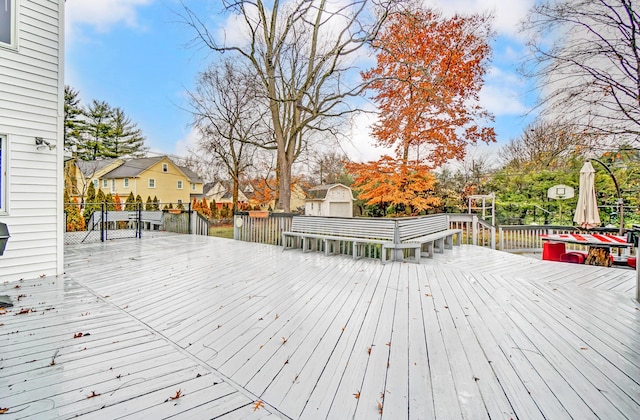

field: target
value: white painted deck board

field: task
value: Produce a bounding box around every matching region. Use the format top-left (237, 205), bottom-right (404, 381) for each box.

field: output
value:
top-left (2, 237), bottom-right (639, 418)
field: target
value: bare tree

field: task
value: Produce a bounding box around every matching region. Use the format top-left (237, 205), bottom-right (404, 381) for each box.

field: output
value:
top-left (182, 0), bottom-right (400, 211)
top-left (187, 60), bottom-right (267, 211)
top-left (522, 0), bottom-right (640, 142)
top-left (499, 120), bottom-right (589, 169)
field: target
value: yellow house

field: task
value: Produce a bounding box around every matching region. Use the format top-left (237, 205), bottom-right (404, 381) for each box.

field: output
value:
top-left (98, 156), bottom-right (204, 206)
top-left (66, 158), bottom-right (124, 200)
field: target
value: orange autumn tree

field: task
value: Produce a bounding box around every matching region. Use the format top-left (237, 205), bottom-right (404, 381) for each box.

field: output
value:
top-left (347, 156), bottom-right (440, 213)
top-left (350, 8), bottom-right (495, 214)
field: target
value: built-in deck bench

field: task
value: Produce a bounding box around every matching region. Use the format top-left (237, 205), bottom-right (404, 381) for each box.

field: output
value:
top-left (282, 216), bottom-right (397, 262)
top-left (396, 215), bottom-right (462, 263)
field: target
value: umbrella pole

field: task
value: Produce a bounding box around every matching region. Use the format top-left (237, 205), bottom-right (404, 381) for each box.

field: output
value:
top-left (589, 158), bottom-right (624, 235)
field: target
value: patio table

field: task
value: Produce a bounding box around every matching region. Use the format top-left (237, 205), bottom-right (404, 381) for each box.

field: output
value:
top-left (540, 233), bottom-right (632, 267)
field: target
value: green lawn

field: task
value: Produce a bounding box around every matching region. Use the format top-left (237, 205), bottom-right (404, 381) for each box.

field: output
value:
top-left (209, 225), bottom-right (234, 239)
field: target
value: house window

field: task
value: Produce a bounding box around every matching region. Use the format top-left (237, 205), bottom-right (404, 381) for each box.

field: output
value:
top-left (0, 0), bottom-right (15, 48)
top-left (111, 179), bottom-right (116, 192)
top-left (177, 180), bottom-right (183, 189)
top-left (0, 135), bottom-right (6, 212)
top-left (162, 163), bottom-right (168, 173)
top-left (191, 183), bottom-right (195, 191)
top-left (102, 179), bottom-right (108, 189)
top-left (148, 178), bottom-right (156, 188)
top-left (93, 179), bottom-right (98, 189)
top-left (124, 178), bottom-right (129, 188)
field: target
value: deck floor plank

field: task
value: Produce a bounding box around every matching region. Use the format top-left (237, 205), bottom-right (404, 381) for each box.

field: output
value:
top-left (2, 236), bottom-right (639, 418)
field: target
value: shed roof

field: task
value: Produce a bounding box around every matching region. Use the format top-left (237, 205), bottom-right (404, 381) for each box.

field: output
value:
top-left (307, 183), bottom-right (351, 200)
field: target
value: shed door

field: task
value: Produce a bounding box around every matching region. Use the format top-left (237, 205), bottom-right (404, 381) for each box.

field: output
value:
top-left (329, 202), bottom-right (351, 217)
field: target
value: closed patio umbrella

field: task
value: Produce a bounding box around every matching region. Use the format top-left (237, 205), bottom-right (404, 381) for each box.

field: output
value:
top-left (573, 161), bottom-right (600, 229)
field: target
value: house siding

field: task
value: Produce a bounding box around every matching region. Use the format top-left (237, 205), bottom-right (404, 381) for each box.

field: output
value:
top-left (0, 0), bottom-right (64, 282)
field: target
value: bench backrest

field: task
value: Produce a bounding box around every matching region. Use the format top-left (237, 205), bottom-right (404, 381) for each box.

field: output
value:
top-left (397, 215), bottom-right (449, 241)
top-left (290, 216), bottom-right (396, 241)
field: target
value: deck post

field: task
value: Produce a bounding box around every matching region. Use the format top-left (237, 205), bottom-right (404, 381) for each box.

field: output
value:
top-left (636, 246), bottom-right (639, 302)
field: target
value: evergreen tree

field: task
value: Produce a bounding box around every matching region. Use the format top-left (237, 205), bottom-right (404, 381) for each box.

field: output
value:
top-left (65, 196), bottom-right (86, 232)
top-left (153, 196), bottom-right (159, 210)
top-left (82, 100), bottom-right (113, 160)
top-left (125, 192), bottom-right (136, 211)
top-left (145, 196), bottom-right (153, 210)
top-left (211, 200), bottom-right (218, 219)
top-left (83, 182), bottom-right (100, 221)
top-left (105, 193), bottom-right (115, 211)
top-left (200, 198), bottom-right (212, 218)
top-left (103, 107), bottom-right (148, 158)
top-left (64, 85), bottom-right (84, 152)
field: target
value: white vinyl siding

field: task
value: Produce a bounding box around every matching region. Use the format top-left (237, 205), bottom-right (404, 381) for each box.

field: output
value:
top-left (0, 0), bottom-right (64, 282)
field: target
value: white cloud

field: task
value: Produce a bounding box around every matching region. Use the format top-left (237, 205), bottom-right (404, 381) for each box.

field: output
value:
top-left (65, 0), bottom-right (153, 36)
top-left (424, 0), bottom-right (534, 38)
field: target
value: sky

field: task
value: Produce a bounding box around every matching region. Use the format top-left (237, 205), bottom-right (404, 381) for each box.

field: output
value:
top-left (64, 0), bottom-right (538, 165)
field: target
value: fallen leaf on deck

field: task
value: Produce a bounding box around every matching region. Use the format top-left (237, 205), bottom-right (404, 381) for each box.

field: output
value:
top-left (15, 308), bottom-right (31, 315)
top-left (169, 389), bottom-right (182, 400)
top-left (281, 337), bottom-right (288, 344)
top-left (367, 347), bottom-right (372, 355)
top-left (253, 400), bottom-right (264, 411)
top-left (14, 285), bottom-right (20, 289)
top-left (74, 332), bottom-right (84, 338)
top-left (425, 293), bottom-right (432, 297)
top-left (87, 391), bottom-right (100, 398)
top-left (377, 401), bottom-right (383, 414)
top-left (580, 347), bottom-right (588, 350)
top-left (354, 391), bottom-right (360, 399)
top-left (0, 407), bottom-right (9, 414)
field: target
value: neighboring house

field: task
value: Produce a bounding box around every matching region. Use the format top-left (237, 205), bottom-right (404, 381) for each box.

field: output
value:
top-left (66, 158), bottom-right (124, 200)
top-left (241, 180), bottom-right (307, 212)
top-left (305, 184), bottom-right (354, 217)
top-left (205, 181), bottom-right (248, 209)
top-left (0, 1), bottom-right (65, 282)
top-left (99, 156), bottom-right (204, 206)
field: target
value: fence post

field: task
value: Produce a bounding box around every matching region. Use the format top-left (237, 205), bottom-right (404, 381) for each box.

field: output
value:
top-left (472, 215), bottom-right (478, 246)
top-left (137, 202), bottom-right (142, 238)
top-left (100, 203), bottom-right (105, 242)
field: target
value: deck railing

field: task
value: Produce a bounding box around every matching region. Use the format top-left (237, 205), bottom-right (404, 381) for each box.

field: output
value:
top-left (498, 225), bottom-right (581, 253)
top-left (233, 212), bottom-right (498, 249)
top-left (233, 211), bottom-right (615, 256)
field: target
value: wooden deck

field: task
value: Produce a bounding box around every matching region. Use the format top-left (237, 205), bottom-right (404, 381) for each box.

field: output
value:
top-left (2, 235), bottom-right (639, 419)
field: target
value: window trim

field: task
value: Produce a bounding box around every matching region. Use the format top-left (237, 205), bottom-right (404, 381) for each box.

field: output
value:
top-left (148, 178), bottom-right (156, 188)
top-left (0, 0), bottom-right (17, 49)
top-left (191, 182), bottom-right (196, 191)
top-left (162, 163), bottom-right (168, 173)
top-left (123, 178), bottom-right (129, 188)
top-left (102, 179), bottom-right (108, 189)
top-left (177, 180), bottom-right (183, 190)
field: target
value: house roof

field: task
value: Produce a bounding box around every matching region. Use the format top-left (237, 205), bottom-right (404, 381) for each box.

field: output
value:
top-left (178, 165), bottom-right (203, 184)
top-left (307, 183), bottom-right (350, 200)
top-left (102, 156), bottom-right (165, 179)
top-left (76, 158), bottom-right (120, 178)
